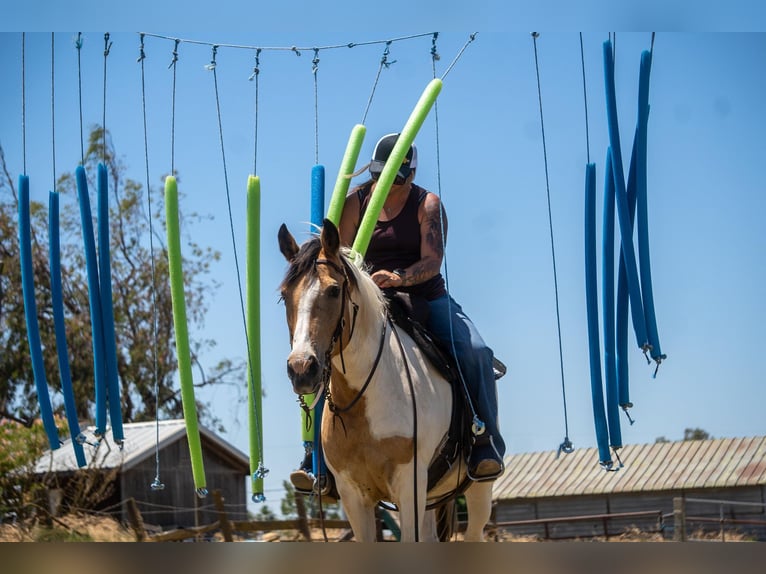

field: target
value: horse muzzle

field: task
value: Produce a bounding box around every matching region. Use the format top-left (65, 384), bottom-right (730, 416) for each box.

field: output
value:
top-left (286, 352), bottom-right (324, 395)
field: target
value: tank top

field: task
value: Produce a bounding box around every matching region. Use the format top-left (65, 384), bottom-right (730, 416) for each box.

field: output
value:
top-left (357, 183), bottom-right (447, 301)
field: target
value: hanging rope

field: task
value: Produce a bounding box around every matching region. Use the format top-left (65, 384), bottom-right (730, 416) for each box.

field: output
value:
top-left (579, 33), bottom-right (591, 165)
top-left (51, 33), bottom-right (56, 191)
top-left (206, 46), bottom-right (267, 493)
top-left (440, 32), bottom-right (477, 80)
top-left (361, 41), bottom-right (395, 124)
top-left (21, 33), bottom-right (26, 175)
top-left (531, 32), bottom-right (573, 456)
top-left (312, 48), bottom-right (320, 165)
top-left (102, 33), bottom-right (112, 162)
top-left (249, 48), bottom-right (261, 175)
top-left (138, 33), bottom-right (165, 492)
top-left (75, 33), bottom-right (84, 164)
top-left (169, 39), bottom-right (179, 175)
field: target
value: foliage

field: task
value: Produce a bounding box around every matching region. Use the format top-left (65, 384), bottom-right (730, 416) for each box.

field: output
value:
top-left (0, 128), bottom-right (246, 433)
top-left (683, 427), bottom-right (712, 441)
top-left (0, 418), bottom-right (52, 521)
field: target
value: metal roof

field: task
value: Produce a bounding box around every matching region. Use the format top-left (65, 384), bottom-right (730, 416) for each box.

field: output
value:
top-left (34, 419), bottom-right (250, 474)
top-left (493, 436), bottom-right (766, 501)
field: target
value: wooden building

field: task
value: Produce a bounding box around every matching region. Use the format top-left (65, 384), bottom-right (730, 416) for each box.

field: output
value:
top-left (35, 420), bottom-right (250, 530)
top-left (492, 436), bottom-right (766, 540)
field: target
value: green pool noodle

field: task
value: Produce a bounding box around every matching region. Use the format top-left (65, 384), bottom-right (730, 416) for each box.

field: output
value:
top-left (352, 78), bottom-right (443, 257)
top-left (165, 176), bottom-right (207, 495)
top-left (326, 123), bottom-right (367, 226)
top-left (246, 175), bottom-right (265, 498)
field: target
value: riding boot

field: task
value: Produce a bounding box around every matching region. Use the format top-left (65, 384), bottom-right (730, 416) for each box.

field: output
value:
top-left (289, 442), bottom-right (315, 493)
top-left (467, 432), bottom-right (504, 481)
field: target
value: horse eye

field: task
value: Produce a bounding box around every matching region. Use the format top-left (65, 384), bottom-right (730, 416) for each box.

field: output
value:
top-left (327, 285), bottom-right (341, 299)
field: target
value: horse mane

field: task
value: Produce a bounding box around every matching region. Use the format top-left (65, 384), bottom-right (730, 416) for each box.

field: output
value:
top-left (280, 234), bottom-right (387, 318)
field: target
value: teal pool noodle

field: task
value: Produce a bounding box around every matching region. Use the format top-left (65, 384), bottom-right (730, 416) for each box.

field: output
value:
top-left (310, 167), bottom-right (327, 479)
top-left (19, 175), bottom-right (60, 450)
top-left (246, 175), bottom-right (263, 499)
top-left (353, 79), bottom-right (442, 257)
top-left (602, 149), bottom-right (621, 449)
top-left (617, 133), bottom-right (639, 409)
top-left (583, 163), bottom-right (610, 465)
top-left (75, 166), bottom-right (108, 435)
top-left (635, 49), bottom-right (664, 365)
top-left (97, 163), bottom-right (124, 443)
top-left (326, 124), bottom-right (366, 226)
top-left (49, 191), bottom-right (86, 466)
top-left (603, 40), bottom-right (648, 351)
top-left (165, 176), bottom-right (207, 495)
top-left (311, 165), bottom-right (325, 232)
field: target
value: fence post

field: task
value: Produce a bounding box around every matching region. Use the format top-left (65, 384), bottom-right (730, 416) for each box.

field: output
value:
top-left (126, 498), bottom-right (147, 542)
top-left (213, 490), bottom-right (234, 542)
top-left (673, 497), bottom-right (686, 542)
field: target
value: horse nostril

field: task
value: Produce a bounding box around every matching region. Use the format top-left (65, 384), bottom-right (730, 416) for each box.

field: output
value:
top-left (287, 354), bottom-right (319, 378)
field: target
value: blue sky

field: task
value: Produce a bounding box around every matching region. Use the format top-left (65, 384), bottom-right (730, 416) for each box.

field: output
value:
top-left (2, 12), bottom-right (765, 508)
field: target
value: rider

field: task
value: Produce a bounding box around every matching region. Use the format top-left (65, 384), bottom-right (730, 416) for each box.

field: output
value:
top-left (290, 133), bottom-right (505, 493)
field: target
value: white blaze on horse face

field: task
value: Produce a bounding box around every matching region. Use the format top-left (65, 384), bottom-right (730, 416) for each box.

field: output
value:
top-left (289, 277), bottom-right (321, 361)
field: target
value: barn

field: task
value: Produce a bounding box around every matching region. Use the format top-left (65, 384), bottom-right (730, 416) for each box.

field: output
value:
top-left (492, 436), bottom-right (766, 540)
top-left (34, 419), bottom-right (251, 530)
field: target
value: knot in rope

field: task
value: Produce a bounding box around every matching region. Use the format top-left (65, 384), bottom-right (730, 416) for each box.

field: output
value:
top-left (103, 32), bottom-right (112, 57)
top-left (75, 32), bottom-right (83, 51)
top-left (249, 48), bottom-right (261, 81)
top-left (205, 45), bottom-right (218, 71)
top-left (431, 32), bottom-right (440, 61)
top-left (168, 38), bottom-right (179, 69)
top-left (312, 48), bottom-right (320, 74)
top-left (381, 41), bottom-right (396, 68)
top-left (137, 33), bottom-right (146, 63)
top-left (291, 45), bottom-right (301, 57)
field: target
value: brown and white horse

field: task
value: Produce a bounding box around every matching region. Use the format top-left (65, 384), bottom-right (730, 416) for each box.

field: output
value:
top-left (278, 219), bottom-right (494, 542)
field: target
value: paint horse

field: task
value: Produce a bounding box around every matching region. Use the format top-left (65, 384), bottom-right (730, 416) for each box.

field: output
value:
top-left (278, 219), bottom-right (495, 542)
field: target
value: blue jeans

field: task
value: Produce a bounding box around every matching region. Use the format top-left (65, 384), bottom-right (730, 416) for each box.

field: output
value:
top-left (426, 294), bottom-right (505, 457)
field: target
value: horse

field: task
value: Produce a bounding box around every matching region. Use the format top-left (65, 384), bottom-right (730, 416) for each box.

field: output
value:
top-left (278, 219), bottom-right (495, 542)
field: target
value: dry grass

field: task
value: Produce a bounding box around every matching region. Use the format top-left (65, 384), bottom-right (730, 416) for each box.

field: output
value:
top-left (0, 513), bottom-right (134, 542)
top-left (0, 514), bottom-right (757, 542)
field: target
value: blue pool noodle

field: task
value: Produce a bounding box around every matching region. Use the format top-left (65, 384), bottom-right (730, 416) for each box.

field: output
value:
top-left (49, 191), bottom-right (87, 466)
top-left (75, 166), bottom-right (107, 436)
top-left (603, 39), bottom-right (649, 352)
top-left (311, 165), bottom-right (325, 232)
top-left (635, 50), bottom-right (664, 365)
top-left (18, 175), bottom-right (59, 450)
top-left (310, 164), bottom-right (328, 478)
top-left (617, 134), bottom-right (639, 410)
top-left (97, 163), bottom-right (124, 443)
top-left (583, 163), bottom-right (611, 466)
top-left (602, 149), bottom-right (622, 449)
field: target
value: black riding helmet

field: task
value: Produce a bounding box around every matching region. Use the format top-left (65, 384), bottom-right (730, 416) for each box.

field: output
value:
top-left (369, 133), bottom-right (418, 181)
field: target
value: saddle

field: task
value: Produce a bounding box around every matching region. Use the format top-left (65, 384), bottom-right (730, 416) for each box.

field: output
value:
top-left (383, 291), bottom-right (506, 497)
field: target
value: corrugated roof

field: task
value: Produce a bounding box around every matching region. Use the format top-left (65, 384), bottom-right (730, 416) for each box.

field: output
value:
top-left (34, 419), bottom-right (249, 474)
top-left (493, 436), bottom-right (766, 501)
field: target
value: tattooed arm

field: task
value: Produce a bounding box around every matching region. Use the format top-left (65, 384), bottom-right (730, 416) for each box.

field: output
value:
top-left (399, 191), bottom-right (447, 287)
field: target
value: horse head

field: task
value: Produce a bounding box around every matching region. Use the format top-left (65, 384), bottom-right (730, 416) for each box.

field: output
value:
top-left (278, 219), bottom-right (353, 396)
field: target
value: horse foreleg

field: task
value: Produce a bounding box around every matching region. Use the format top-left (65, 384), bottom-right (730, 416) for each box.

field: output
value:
top-left (462, 481), bottom-right (494, 542)
top-left (338, 491), bottom-right (378, 542)
top-left (394, 476), bottom-right (434, 542)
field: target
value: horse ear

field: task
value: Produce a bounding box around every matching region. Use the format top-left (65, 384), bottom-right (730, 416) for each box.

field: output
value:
top-left (320, 218), bottom-right (340, 257)
top-left (278, 223), bottom-right (300, 262)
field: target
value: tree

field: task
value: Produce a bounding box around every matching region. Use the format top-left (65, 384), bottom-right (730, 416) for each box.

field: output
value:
top-left (684, 427), bottom-right (712, 441)
top-left (0, 127), bottom-right (245, 434)
top-left (655, 428), bottom-right (713, 443)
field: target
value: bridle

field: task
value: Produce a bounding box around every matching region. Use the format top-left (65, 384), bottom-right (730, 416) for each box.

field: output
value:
top-left (297, 257), bottom-right (387, 427)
